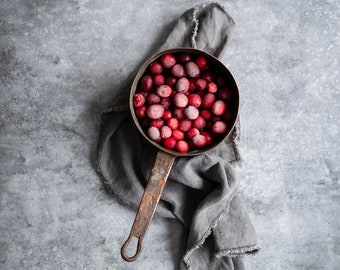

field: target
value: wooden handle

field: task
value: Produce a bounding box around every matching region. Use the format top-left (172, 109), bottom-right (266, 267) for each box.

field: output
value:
top-left (121, 151), bottom-right (175, 262)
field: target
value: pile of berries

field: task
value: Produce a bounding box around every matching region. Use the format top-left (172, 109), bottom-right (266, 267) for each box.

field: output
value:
top-left (132, 52), bottom-right (235, 153)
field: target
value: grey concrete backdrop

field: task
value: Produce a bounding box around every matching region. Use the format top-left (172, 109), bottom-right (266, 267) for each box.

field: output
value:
top-left (0, 0), bottom-right (339, 269)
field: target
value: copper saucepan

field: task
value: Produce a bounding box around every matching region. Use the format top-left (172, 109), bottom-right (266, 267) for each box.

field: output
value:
top-left (121, 48), bottom-right (240, 262)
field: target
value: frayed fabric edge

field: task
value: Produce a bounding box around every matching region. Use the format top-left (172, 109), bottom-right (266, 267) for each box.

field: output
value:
top-left (216, 244), bottom-right (261, 258)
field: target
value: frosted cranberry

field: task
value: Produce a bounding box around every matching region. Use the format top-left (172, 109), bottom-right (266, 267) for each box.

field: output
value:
top-left (160, 97), bottom-right (171, 109)
top-left (173, 107), bottom-right (185, 120)
top-left (179, 53), bottom-right (192, 63)
top-left (192, 115), bottom-right (206, 129)
top-left (163, 137), bottom-right (177, 149)
top-left (149, 62), bottom-right (163, 74)
top-left (189, 79), bottom-right (196, 91)
top-left (187, 128), bottom-right (200, 140)
top-left (133, 93), bottom-right (145, 107)
top-left (147, 126), bottom-right (160, 141)
top-left (141, 75), bottom-right (153, 91)
top-left (212, 100), bottom-right (226, 115)
top-left (185, 62), bottom-right (200, 78)
top-left (157, 85), bottom-right (172, 97)
top-left (176, 140), bottom-right (189, 153)
top-left (201, 131), bottom-right (213, 145)
top-left (166, 76), bottom-right (176, 87)
top-left (200, 109), bottom-right (212, 120)
top-left (171, 64), bottom-right (185, 77)
top-left (161, 53), bottom-right (176, 69)
top-left (201, 71), bottom-right (214, 82)
top-left (150, 119), bottom-right (164, 129)
top-left (195, 78), bottom-right (207, 91)
top-left (147, 93), bottom-right (161, 104)
top-left (212, 121), bottom-right (227, 134)
top-left (160, 126), bottom-right (172, 139)
top-left (207, 82), bottom-right (218, 93)
top-left (219, 87), bottom-right (233, 100)
top-left (153, 74), bottom-right (165, 86)
top-left (167, 118), bottom-right (179, 130)
top-left (176, 77), bottom-right (190, 93)
top-left (135, 105), bottom-right (147, 118)
top-left (163, 110), bottom-right (172, 120)
top-left (172, 129), bottom-right (185, 141)
top-left (223, 111), bottom-right (233, 120)
top-left (188, 94), bottom-right (201, 108)
top-left (184, 106), bottom-right (199, 120)
top-left (173, 93), bottom-right (188, 108)
top-left (202, 93), bottom-right (216, 108)
top-left (147, 104), bottom-right (164, 119)
top-left (192, 134), bottom-right (206, 148)
top-left (195, 56), bottom-right (207, 69)
top-left (179, 119), bottom-right (192, 132)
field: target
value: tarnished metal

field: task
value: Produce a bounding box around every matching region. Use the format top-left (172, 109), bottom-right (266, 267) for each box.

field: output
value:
top-left (121, 151), bottom-right (175, 262)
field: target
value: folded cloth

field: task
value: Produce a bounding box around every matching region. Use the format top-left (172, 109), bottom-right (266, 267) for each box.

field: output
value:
top-left (97, 2), bottom-right (260, 269)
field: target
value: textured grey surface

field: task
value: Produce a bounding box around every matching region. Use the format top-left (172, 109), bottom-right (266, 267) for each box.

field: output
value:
top-left (0, 0), bottom-right (339, 270)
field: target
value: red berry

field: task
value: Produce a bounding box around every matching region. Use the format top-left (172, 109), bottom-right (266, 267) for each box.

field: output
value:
top-left (141, 75), bottom-right (153, 91)
top-left (192, 134), bottom-right (206, 148)
top-left (192, 115), bottom-right (206, 129)
top-left (150, 119), bottom-right (164, 129)
top-left (160, 97), bottom-right (171, 109)
top-left (201, 131), bottom-right (213, 145)
top-left (167, 118), bottom-right (179, 130)
top-left (161, 53), bottom-right (176, 69)
top-left (187, 128), bottom-right (200, 140)
top-left (166, 76), bottom-right (176, 87)
top-left (163, 137), bottom-right (177, 149)
top-left (173, 107), bottom-right (185, 120)
top-left (188, 94), bottom-right (202, 108)
top-left (200, 109), bottom-right (212, 120)
top-left (201, 71), bottom-right (214, 82)
top-left (135, 105), bottom-right (147, 118)
top-left (212, 100), bottom-right (227, 115)
top-left (172, 129), bottom-right (185, 141)
top-left (185, 62), bottom-right (200, 78)
top-left (176, 77), bottom-right (190, 93)
top-left (212, 121), bottom-right (227, 134)
top-left (147, 126), bottom-right (160, 141)
top-left (195, 78), bottom-right (207, 91)
top-left (195, 56), bottom-right (207, 69)
top-left (219, 87), bottom-right (233, 100)
top-left (189, 79), bottom-right (196, 91)
top-left (216, 75), bottom-right (227, 87)
top-left (157, 85), bottom-right (172, 97)
top-left (153, 74), bottom-right (165, 86)
top-left (179, 53), bottom-right (192, 63)
top-left (147, 93), bottom-right (161, 104)
top-left (179, 119), bottom-right (192, 132)
top-left (149, 62), bottom-right (163, 74)
top-left (202, 93), bottom-right (216, 108)
top-left (173, 93), bottom-right (188, 108)
top-left (163, 110), bottom-right (172, 120)
top-left (223, 111), bottom-right (233, 120)
top-left (160, 126), bottom-right (172, 139)
top-left (171, 64), bottom-right (185, 77)
top-left (207, 82), bottom-right (218, 93)
top-left (176, 140), bottom-right (189, 153)
top-left (133, 93), bottom-right (145, 107)
top-left (147, 104), bottom-right (164, 119)
top-left (184, 106), bottom-right (199, 120)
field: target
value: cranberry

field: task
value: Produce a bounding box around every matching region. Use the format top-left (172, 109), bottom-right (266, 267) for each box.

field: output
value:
top-left (147, 126), bottom-right (160, 141)
top-left (150, 119), bottom-right (164, 129)
top-left (184, 106), bottom-right (199, 120)
top-left (187, 128), bottom-right (200, 140)
top-left (176, 77), bottom-right (190, 93)
top-left (189, 79), bottom-right (196, 91)
top-left (185, 62), bottom-right (200, 78)
top-left (201, 71), bottom-right (214, 82)
top-left (141, 75), bottom-right (153, 91)
top-left (212, 100), bottom-right (226, 115)
top-left (200, 109), bottom-right (212, 120)
top-left (149, 62), bottom-right (163, 74)
top-left (188, 94), bottom-right (201, 108)
top-left (219, 87), bottom-right (233, 100)
top-left (167, 118), bottom-right (179, 130)
top-left (173, 107), bottom-right (185, 120)
top-left (133, 93), bottom-right (145, 107)
top-left (160, 97), bottom-right (171, 109)
top-left (195, 56), bottom-right (207, 69)
top-left (136, 105), bottom-right (147, 118)
top-left (163, 137), bottom-right (177, 149)
top-left (202, 93), bottom-right (216, 108)
top-left (195, 78), bottom-right (207, 91)
top-left (171, 64), bottom-right (185, 77)
top-left (172, 129), bottom-right (185, 141)
top-left (201, 131), bottom-right (213, 145)
top-left (153, 74), bottom-right (165, 86)
top-left (163, 110), bottom-right (172, 120)
top-left (179, 53), bottom-right (192, 63)
top-left (223, 111), bottom-right (233, 120)
top-left (173, 93), bottom-right (188, 108)
top-left (160, 126), bottom-right (172, 139)
top-left (192, 116), bottom-right (206, 129)
top-left (161, 53), bottom-right (176, 69)
top-left (212, 121), bottom-right (227, 134)
top-left (166, 76), bottom-right (176, 87)
top-left (207, 82), bottom-right (217, 93)
top-left (176, 140), bottom-right (189, 153)
top-left (192, 134), bottom-right (206, 148)
top-left (147, 93), bottom-right (161, 104)
top-left (179, 119), bottom-right (192, 132)
top-left (157, 85), bottom-right (172, 97)
top-left (147, 104), bottom-right (164, 119)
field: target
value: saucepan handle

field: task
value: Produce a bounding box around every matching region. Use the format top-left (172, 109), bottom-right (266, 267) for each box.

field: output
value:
top-left (121, 151), bottom-right (176, 262)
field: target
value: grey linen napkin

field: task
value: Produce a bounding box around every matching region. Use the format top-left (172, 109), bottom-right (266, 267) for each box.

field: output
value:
top-left (97, 2), bottom-right (260, 269)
